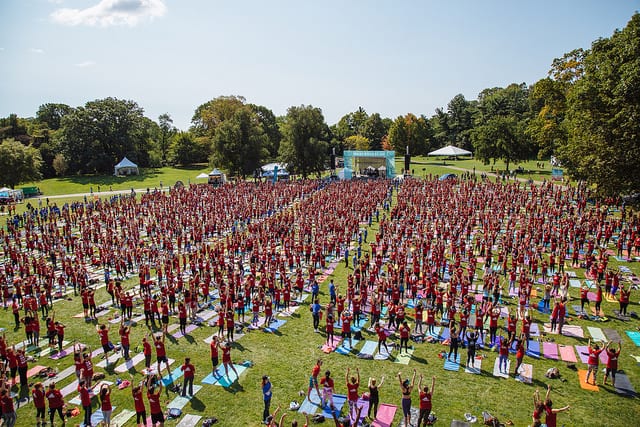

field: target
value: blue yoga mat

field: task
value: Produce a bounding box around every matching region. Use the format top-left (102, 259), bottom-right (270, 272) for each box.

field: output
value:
top-left (264, 319), bottom-right (286, 333)
top-left (357, 340), bottom-right (377, 357)
top-left (212, 364), bottom-right (247, 387)
top-left (201, 370), bottom-right (225, 385)
top-left (443, 353), bottom-right (461, 371)
top-left (440, 327), bottom-right (451, 340)
top-left (351, 317), bottom-right (368, 332)
top-left (80, 406), bottom-right (116, 427)
top-left (336, 339), bottom-right (360, 355)
top-left (298, 389), bottom-right (321, 414)
top-left (626, 331), bottom-right (640, 347)
top-left (426, 326), bottom-right (442, 339)
top-left (526, 340), bottom-right (541, 358)
top-left (320, 394), bottom-right (347, 419)
top-left (162, 366), bottom-right (184, 386)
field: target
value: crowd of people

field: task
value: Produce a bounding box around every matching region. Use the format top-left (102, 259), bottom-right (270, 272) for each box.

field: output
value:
top-left (0, 174), bottom-right (637, 426)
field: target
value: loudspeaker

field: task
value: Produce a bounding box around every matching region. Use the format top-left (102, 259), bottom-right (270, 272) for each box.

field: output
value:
top-left (404, 154), bottom-right (410, 173)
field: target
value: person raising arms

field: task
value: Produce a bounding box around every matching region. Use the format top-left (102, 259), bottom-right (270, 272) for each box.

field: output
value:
top-left (417, 375), bottom-right (436, 427)
top-left (398, 369), bottom-right (417, 427)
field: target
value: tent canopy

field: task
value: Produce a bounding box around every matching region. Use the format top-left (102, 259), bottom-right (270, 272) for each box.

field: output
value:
top-left (196, 173), bottom-right (209, 179)
top-left (114, 157), bottom-right (139, 176)
top-left (261, 162), bottom-right (287, 172)
top-left (427, 145), bottom-right (472, 157)
top-left (209, 168), bottom-right (223, 176)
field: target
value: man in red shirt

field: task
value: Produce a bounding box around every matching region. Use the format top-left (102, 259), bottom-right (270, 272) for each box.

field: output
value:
top-left (154, 333), bottom-right (169, 376)
top-left (345, 367), bottom-right (360, 420)
top-left (1, 388), bottom-right (16, 427)
top-left (132, 384), bottom-right (147, 427)
top-left (45, 383), bottom-right (65, 426)
top-left (96, 323), bottom-right (112, 364)
top-left (417, 375), bottom-right (436, 427)
top-left (146, 376), bottom-right (164, 427)
top-left (210, 336), bottom-right (219, 376)
top-left (181, 357), bottom-right (195, 397)
top-left (142, 335), bottom-right (152, 371)
top-left (78, 380), bottom-right (93, 427)
top-left (32, 382), bottom-right (46, 427)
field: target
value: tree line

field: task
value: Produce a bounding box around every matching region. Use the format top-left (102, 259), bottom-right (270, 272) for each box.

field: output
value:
top-left (1, 13), bottom-right (639, 196)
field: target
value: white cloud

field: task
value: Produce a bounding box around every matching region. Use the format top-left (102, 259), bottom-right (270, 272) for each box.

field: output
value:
top-left (30, 48), bottom-right (45, 54)
top-left (51, 0), bottom-right (166, 27)
top-left (75, 60), bottom-right (96, 67)
top-left (0, 48), bottom-right (5, 51)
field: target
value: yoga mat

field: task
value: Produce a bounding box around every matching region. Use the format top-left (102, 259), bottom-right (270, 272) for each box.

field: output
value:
top-left (515, 363), bottom-right (533, 384)
top-left (167, 385), bottom-right (202, 410)
top-left (264, 319), bottom-right (287, 333)
top-left (558, 345), bottom-right (578, 363)
top-left (96, 353), bottom-right (122, 368)
top-left (161, 366), bottom-right (184, 387)
top-left (374, 346), bottom-right (392, 360)
top-left (212, 364), bottom-right (247, 387)
top-left (110, 409), bottom-right (135, 427)
top-left (142, 358), bottom-right (175, 376)
top-left (542, 342), bottom-right (559, 360)
top-left (393, 348), bottom-right (414, 365)
top-left (626, 331), bottom-right (640, 346)
top-left (572, 305), bottom-right (586, 315)
top-left (319, 394), bottom-right (347, 420)
top-left (603, 328), bottom-right (622, 342)
top-left (354, 397), bottom-right (370, 424)
top-left (80, 406), bottom-right (116, 427)
top-left (44, 364), bottom-right (75, 387)
top-left (426, 326), bottom-right (442, 339)
top-left (351, 317), bottom-right (368, 332)
top-left (464, 356), bottom-right (482, 374)
top-left (26, 365), bottom-right (47, 379)
top-left (615, 373), bottom-right (637, 397)
top-left (69, 381), bottom-right (113, 405)
top-left (569, 279), bottom-right (581, 288)
top-left (526, 340), bottom-right (541, 358)
top-left (336, 339), bottom-right (360, 355)
top-left (297, 388), bottom-right (321, 414)
top-left (530, 323), bottom-right (540, 337)
top-left (176, 414), bottom-right (203, 427)
top-left (587, 326), bottom-right (608, 342)
top-left (50, 344), bottom-right (76, 360)
top-left (321, 337), bottom-right (343, 353)
top-left (60, 379), bottom-right (79, 397)
top-left (563, 325), bottom-right (584, 338)
top-left (575, 346), bottom-right (590, 364)
top-left (443, 352), bottom-right (461, 371)
top-left (114, 353), bottom-right (146, 373)
top-left (172, 324), bottom-right (199, 339)
top-left (357, 340), bottom-right (378, 358)
top-left (440, 327), bottom-right (451, 340)
top-left (398, 406), bottom-right (420, 427)
top-left (371, 403), bottom-right (397, 427)
top-left (578, 369), bottom-right (599, 391)
top-left (492, 358), bottom-right (510, 378)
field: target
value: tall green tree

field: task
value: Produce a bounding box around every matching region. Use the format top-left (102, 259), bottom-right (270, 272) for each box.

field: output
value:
top-left (171, 131), bottom-right (206, 166)
top-left (560, 13), bottom-right (640, 196)
top-left (344, 135), bottom-right (370, 151)
top-left (191, 95), bottom-right (246, 137)
top-left (157, 113), bottom-right (176, 165)
top-left (447, 94), bottom-right (477, 150)
top-left (387, 114), bottom-right (432, 155)
top-left (210, 107), bottom-right (268, 178)
top-left (58, 98), bottom-right (151, 174)
top-left (361, 113), bottom-right (389, 150)
top-left (36, 103), bottom-right (73, 130)
top-left (527, 78), bottom-right (568, 159)
top-left (249, 104), bottom-right (281, 159)
top-left (279, 105), bottom-right (329, 178)
top-left (334, 107), bottom-right (369, 142)
top-left (472, 83), bottom-right (533, 170)
top-left (0, 138), bottom-right (43, 188)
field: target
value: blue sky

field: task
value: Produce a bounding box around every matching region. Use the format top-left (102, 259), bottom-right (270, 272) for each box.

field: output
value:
top-left (1, 0), bottom-right (638, 130)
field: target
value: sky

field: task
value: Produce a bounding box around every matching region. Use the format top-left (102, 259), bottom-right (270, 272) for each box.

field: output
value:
top-left (1, 0), bottom-right (639, 130)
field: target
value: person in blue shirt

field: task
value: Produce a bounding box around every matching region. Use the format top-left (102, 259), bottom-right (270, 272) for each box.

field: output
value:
top-left (329, 280), bottom-right (337, 305)
top-left (262, 375), bottom-right (272, 424)
top-left (311, 299), bottom-right (322, 332)
top-left (311, 280), bottom-right (320, 302)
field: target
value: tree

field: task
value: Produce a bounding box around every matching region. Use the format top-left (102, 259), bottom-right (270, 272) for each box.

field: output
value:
top-left (0, 114), bottom-right (30, 143)
top-left (210, 107), bottom-right (268, 178)
top-left (344, 135), bottom-right (370, 151)
top-left (447, 94), bottom-right (477, 150)
top-left (361, 113), bottom-right (389, 150)
top-left (36, 103), bottom-right (73, 130)
top-left (472, 83), bottom-right (533, 170)
top-left (157, 113), bottom-right (176, 165)
top-left (191, 95), bottom-right (246, 137)
top-left (52, 153), bottom-right (68, 176)
top-left (249, 104), bottom-right (281, 159)
top-left (279, 105), bottom-right (329, 178)
top-left (334, 107), bottom-right (369, 142)
top-left (527, 78), bottom-right (568, 159)
top-left (171, 131), bottom-right (205, 166)
top-left (58, 98), bottom-right (151, 174)
top-left (560, 13), bottom-right (640, 196)
top-left (387, 114), bottom-right (432, 155)
top-left (549, 48), bottom-right (585, 84)
top-left (0, 138), bottom-right (42, 188)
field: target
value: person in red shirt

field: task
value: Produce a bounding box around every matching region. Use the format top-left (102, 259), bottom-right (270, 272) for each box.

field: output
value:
top-left (142, 335), bottom-right (152, 371)
top-left (307, 359), bottom-right (322, 402)
top-left (320, 370), bottom-right (335, 410)
top-left (146, 375), bottom-right (165, 427)
top-left (417, 375), bottom-right (436, 427)
top-left (345, 367), bottom-right (360, 420)
top-left (221, 341), bottom-right (239, 380)
top-left (55, 320), bottom-right (66, 353)
top-left (398, 320), bottom-right (411, 354)
top-left (210, 336), bottom-right (220, 375)
top-left (78, 380), bottom-right (93, 427)
top-left (96, 323), bottom-right (113, 364)
top-left (32, 382), bottom-right (46, 426)
top-left (584, 339), bottom-right (604, 385)
top-left (119, 319), bottom-right (131, 361)
top-left (181, 357), bottom-right (195, 397)
top-left (6, 347), bottom-right (18, 386)
top-left (1, 388), bottom-right (16, 427)
top-left (154, 333), bottom-right (169, 376)
top-left (100, 383), bottom-right (113, 426)
top-left (132, 384), bottom-right (147, 427)
top-left (16, 348), bottom-right (28, 388)
top-left (178, 302), bottom-right (187, 335)
top-left (603, 341), bottom-right (622, 386)
top-left (341, 311), bottom-right (353, 348)
top-left (82, 349), bottom-right (95, 388)
top-left (580, 285), bottom-right (590, 314)
top-left (325, 313), bottom-right (335, 346)
top-left (514, 334), bottom-right (526, 376)
top-left (543, 385), bottom-right (570, 427)
top-left (45, 383), bottom-right (65, 426)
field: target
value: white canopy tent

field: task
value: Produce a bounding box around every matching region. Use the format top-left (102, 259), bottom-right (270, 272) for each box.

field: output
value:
top-left (114, 157), bottom-right (139, 176)
top-left (427, 145), bottom-right (472, 157)
top-left (196, 173), bottom-right (209, 179)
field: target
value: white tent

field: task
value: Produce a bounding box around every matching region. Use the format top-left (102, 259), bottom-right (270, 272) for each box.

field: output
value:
top-left (196, 173), bottom-right (209, 179)
top-left (427, 145), bottom-right (472, 157)
top-left (114, 157), bottom-right (139, 176)
top-left (261, 162), bottom-right (287, 172)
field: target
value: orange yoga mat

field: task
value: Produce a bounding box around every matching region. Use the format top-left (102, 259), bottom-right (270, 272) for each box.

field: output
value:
top-left (578, 369), bottom-right (600, 392)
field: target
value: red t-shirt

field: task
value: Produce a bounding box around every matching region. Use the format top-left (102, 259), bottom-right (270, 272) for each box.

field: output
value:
top-left (46, 389), bottom-right (64, 408)
top-left (98, 329), bottom-right (109, 345)
top-left (419, 391), bottom-right (432, 410)
top-left (154, 340), bottom-right (166, 357)
top-left (101, 392), bottom-right (112, 411)
top-left (347, 382), bottom-right (359, 402)
top-left (1, 395), bottom-right (14, 414)
top-left (32, 388), bottom-right (46, 409)
top-left (143, 341), bottom-right (152, 356)
top-left (210, 341), bottom-right (218, 358)
top-left (181, 363), bottom-right (195, 378)
top-left (222, 346), bottom-right (231, 363)
top-left (147, 390), bottom-right (162, 414)
top-left (133, 389), bottom-right (146, 413)
top-left (78, 385), bottom-right (92, 407)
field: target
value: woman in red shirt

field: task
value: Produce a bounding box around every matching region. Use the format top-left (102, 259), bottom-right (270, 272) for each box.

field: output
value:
top-left (78, 380), bottom-right (93, 427)
top-left (32, 382), bottom-right (46, 426)
top-left (45, 383), bottom-right (65, 426)
top-left (417, 375), bottom-right (436, 426)
top-left (345, 367), bottom-right (360, 420)
top-left (146, 375), bottom-right (165, 427)
top-left (132, 384), bottom-right (147, 427)
top-left (221, 341), bottom-right (239, 380)
top-left (543, 385), bottom-right (570, 427)
top-left (603, 341), bottom-right (622, 386)
top-left (100, 383), bottom-right (113, 427)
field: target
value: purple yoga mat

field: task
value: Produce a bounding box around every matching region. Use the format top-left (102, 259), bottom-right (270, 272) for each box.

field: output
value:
top-left (171, 324), bottom-right (198, 339)
top-left (542, 342), bottom-right (558, 360)
top-left (575, 345), bottom-right (590, 364)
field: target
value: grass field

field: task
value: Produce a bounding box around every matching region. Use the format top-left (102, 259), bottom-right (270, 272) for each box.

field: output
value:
top-left (1, 161), bottom-right (639, 427)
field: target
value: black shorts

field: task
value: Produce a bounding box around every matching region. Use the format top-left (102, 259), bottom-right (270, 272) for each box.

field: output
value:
top-left (211, 356), bottom-right (219, 366)
top-left (151, 412), bottom-right (165, 424)
top-left (162, 315), bottom-right (169, 324)
top-left (136, 410), bottom-right (147, 423)
top-left (341, 331), bottom-right (351, 338)
top-left (102, 343), bottom-right (113, 353)
top-left (82, 303), bottom-right (89, 309)
top-left (157, 355), bottom-right (168, 364)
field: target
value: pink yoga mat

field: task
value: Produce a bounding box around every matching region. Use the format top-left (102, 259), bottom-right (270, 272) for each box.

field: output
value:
top-left (542, 342), bottom-right (558, 360)
top-left (372, 403), bottom-right (397, 427)
top-left (321, 337), bottom-right (343, 353)
top-left (558, 345), bottom-right (577, 363)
